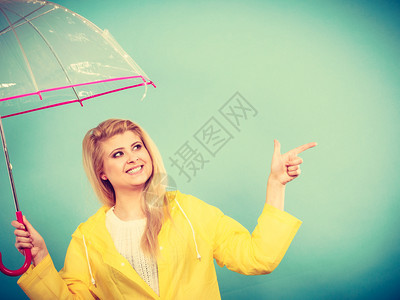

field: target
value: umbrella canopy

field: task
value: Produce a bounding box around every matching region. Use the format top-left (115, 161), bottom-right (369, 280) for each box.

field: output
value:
top-left (0, 0), bottom-right (156, 276)
top-left (0, 0), bottom-right (155, 118)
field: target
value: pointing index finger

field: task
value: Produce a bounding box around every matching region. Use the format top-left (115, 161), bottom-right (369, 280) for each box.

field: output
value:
top-left (291, 142), bottom-right (317, 155)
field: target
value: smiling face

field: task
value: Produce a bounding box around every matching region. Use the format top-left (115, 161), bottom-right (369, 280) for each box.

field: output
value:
top-left (100, 131), bottom-right (153, 194)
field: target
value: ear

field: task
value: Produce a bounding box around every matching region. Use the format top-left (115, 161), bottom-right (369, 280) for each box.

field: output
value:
top-left (100, 173), bottom-right (107, 181)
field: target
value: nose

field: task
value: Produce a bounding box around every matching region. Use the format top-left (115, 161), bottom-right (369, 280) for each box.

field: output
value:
top-left (127, 153), bottom-right (139, 163)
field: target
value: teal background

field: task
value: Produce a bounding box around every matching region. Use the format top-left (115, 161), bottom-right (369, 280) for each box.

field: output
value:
top-left (1, 0), bottom-right (399, 299)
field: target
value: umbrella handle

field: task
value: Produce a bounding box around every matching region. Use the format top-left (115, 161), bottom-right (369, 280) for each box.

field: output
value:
top-left (0, 211), bottom-right (32, 276)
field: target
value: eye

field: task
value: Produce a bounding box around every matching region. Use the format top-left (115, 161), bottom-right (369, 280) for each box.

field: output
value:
top-left (112, 151), bottom-right (124, 158)
top-left (133, 144), bottom-right (142, 151)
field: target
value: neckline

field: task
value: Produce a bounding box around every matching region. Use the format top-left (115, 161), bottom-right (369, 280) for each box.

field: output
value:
top-left (107, 207), bottom-right (147, 224)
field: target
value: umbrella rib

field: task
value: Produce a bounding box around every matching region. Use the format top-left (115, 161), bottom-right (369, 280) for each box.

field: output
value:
top-left (0, 4), bottom-right (50, 36)
top-left (0, 7), bottom-right (41, 97)
top-left (44, 1), bottom-right (150, 80)
top-left (4, 6), bottom-right (81, 103)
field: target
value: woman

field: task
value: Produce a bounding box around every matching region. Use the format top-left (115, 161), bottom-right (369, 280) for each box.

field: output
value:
top-left (13, 118), bottom-right (316, 299)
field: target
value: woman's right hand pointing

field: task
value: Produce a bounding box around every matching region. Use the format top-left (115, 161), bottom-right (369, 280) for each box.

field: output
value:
top-left (12, 216), bottom-right (49, 267)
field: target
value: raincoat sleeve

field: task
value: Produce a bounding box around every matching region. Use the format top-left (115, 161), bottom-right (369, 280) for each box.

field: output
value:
top-left (212, 203), bottom-right (302, 275)
top-left (17, 235), bottom-right (97, 299)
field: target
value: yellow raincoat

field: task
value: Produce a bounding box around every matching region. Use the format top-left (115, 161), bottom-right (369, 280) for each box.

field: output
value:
top-left (18, 191), bottom-right (302, 299)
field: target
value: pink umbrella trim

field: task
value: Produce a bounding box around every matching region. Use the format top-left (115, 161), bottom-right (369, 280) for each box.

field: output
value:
top-left (0, 75), bottom-right (156, 118)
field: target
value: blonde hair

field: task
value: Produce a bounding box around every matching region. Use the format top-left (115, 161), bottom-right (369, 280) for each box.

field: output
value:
top-left (82, 118), bottom-right (169, 258)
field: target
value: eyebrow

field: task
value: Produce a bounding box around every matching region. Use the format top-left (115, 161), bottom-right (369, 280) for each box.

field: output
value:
top-left (108, 141), bottom-right (141, 156)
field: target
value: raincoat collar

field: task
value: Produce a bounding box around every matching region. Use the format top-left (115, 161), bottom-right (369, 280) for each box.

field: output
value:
top-left (74, 191), bottom-right (185, 299)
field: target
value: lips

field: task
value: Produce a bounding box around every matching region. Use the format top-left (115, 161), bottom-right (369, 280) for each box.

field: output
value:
top-left (126, 165), bottom-right (143, 174)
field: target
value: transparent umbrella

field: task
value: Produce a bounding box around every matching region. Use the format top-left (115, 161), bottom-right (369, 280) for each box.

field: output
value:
top-left (0, 0), bottom-right (155, 276)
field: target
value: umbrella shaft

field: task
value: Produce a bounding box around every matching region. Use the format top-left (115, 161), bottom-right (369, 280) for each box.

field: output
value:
top-left (0, 117), bottom-right (19, 212)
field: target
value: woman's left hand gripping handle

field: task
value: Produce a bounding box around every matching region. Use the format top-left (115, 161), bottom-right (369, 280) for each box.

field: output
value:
top-left (0, 211), bottom-right (32, 276)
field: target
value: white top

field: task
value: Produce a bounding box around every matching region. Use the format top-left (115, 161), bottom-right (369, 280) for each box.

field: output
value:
top-left (105, 207), bottom-right (159, 296)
